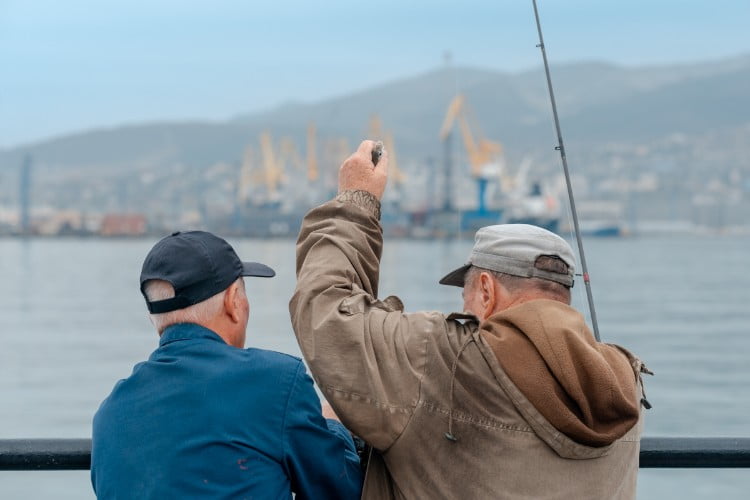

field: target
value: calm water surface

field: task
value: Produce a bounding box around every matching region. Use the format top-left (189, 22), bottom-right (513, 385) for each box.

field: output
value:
top-left (1, 235), bottom-right (749, 498)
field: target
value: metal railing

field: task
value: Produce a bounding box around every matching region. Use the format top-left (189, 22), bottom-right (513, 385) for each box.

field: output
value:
top-left (1, 437), bottom-right (749, 470)
top-left (1, 439), bottom-right (90, 471)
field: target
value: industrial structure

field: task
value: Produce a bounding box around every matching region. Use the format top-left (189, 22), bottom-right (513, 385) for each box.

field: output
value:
top-left (19, 154), bottom-right (32, 236)
top-left (437, 95), bottom-right (509, 233)
top-left (216, 101), bottom-right (564, 238)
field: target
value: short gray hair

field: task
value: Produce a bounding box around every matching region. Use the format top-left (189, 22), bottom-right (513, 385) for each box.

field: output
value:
top-left (143, 278), bottom-right (243, 333)
top-left (465, 255), bottom-right (571, 304)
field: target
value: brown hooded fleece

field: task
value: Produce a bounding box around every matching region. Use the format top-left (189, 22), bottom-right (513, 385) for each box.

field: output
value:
top-left (481, 298), bottom-right (641, 447)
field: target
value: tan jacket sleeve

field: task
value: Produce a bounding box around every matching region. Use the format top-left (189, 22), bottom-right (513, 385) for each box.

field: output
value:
top-left (290, 192), bottom-right (439, 451)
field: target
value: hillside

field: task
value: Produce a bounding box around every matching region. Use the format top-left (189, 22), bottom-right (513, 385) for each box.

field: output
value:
top-left (1, 53), bottom-right (749, 172)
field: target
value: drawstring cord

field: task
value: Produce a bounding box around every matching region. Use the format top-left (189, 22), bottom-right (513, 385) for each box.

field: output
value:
top-left (639, 363), bottom-right (654, 410)
top-left (445, 336), bottom-right (474, 443)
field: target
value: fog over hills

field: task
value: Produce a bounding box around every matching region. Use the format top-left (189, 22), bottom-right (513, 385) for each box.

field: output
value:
top-left (1, 53), bottom-right (748, 173)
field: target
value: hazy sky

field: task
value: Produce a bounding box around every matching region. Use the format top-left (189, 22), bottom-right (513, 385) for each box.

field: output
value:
top-left (2, 0), bottom-right (748, 149)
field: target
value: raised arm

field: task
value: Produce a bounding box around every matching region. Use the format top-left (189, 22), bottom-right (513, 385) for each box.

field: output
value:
top-left (290, 141), bottom-right (436, 451)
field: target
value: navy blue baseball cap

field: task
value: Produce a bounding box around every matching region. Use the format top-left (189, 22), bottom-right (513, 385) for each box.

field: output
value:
top-left (140, 231), bottom-right (275, 314)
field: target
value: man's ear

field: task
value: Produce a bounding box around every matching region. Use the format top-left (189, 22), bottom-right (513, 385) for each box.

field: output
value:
top-left (479, 272), bottom-right (496, 318)
top-left (224, 282), bottom-right (242, 324)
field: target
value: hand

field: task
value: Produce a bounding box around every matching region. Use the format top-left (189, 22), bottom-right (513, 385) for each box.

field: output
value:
top-left (338, 140), bottom-right (389, 200)
top-left (321, 401), bottom-right (340, 421)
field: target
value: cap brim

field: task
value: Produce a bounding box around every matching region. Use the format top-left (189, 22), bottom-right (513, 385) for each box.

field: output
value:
top-left (241, 262), bottom-right (276, 278)
top-left (438, 263), bottom-right (471, 287)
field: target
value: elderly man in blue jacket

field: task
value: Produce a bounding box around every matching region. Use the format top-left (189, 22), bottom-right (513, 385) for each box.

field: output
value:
top-left (91, 231), bottom-right (362, 499)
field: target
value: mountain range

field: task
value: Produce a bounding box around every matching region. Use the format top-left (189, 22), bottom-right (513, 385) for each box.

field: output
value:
top-left (2, 53), bottom-right (749, 174)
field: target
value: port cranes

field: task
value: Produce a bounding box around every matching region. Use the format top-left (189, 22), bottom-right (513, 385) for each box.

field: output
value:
top-left (439, 94), bottom-right (504, 215)
top-left (237, 123), bottom-right (322, 205)
top-left (258, 132), bottom-right (287, 203)
top-left (238, 117), bottom-right (405, 209)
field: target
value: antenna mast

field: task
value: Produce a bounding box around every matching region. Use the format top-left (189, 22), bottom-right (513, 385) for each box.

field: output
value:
top-left (531, 0), bottom-right (601, 341)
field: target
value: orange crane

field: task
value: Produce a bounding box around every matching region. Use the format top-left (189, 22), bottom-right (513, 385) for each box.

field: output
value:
top-left (276, 125), bottom-right (318, 183)
top-left (306, 123), bottom-right (318, 182)
top-left (368, 114), bottom-right (406, 185)
top-left (439, 94), bottom-right (503, 214)
top-left (278, 137), bottom-right (304, 174)
top-left (256, 132), bottom-right (286, 203)
top-left (241, 130), bottom-right (316, 206)
top-left (237, 145), bottom-right (255, 206)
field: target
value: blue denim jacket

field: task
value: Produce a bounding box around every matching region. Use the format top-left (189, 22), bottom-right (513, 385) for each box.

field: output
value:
top-left (91, 323), bottom-right (362, 499)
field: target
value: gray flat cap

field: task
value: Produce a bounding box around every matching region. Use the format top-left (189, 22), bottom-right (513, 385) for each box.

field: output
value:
top-left (439, 224), bottom-right (576, 288)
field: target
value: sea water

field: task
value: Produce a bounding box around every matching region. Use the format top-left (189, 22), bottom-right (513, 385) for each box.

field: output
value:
top-left (1, 235), bottom-right (748, 499)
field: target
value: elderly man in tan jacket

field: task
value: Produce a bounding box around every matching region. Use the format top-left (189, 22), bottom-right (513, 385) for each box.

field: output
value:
top-left (290, 140), bottom-right (651, 499)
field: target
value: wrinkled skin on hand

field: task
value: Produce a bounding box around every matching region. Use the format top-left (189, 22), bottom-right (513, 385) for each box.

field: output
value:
top-left (338, 140), bottom-right (389, 200)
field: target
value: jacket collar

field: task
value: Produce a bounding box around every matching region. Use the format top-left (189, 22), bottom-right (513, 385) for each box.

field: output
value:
top-left (159, 323), bottom-right (226, 347)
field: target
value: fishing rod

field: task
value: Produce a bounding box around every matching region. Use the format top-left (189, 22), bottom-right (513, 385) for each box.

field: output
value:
top-left (531, 0), bottom-right (601, 342)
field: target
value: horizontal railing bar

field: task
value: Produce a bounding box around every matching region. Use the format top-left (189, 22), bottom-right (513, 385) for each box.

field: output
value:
top-left (0, 439), bottom-right (90, 470)
top-left (1, 437), bottom-right (750, 471)
top-left (639, 437), bottom-right (750, 468)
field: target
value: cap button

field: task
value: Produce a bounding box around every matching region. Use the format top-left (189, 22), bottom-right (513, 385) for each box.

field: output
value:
top-left (171, 231), bottom-right (181, 236)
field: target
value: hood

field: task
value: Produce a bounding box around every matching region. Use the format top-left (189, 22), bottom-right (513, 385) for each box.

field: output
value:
top-left (481, 299), bottom-right (640, 447)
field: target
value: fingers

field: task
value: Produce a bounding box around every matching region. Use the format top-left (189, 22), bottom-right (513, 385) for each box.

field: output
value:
top-left (357, 140), bottom-right (375, 156)
top-left (355, 139), bottom-right (389, 172)
top-left (337, 140), bottom-right (389, 199)
top-left (374, 147), bottom-right (389, 176)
